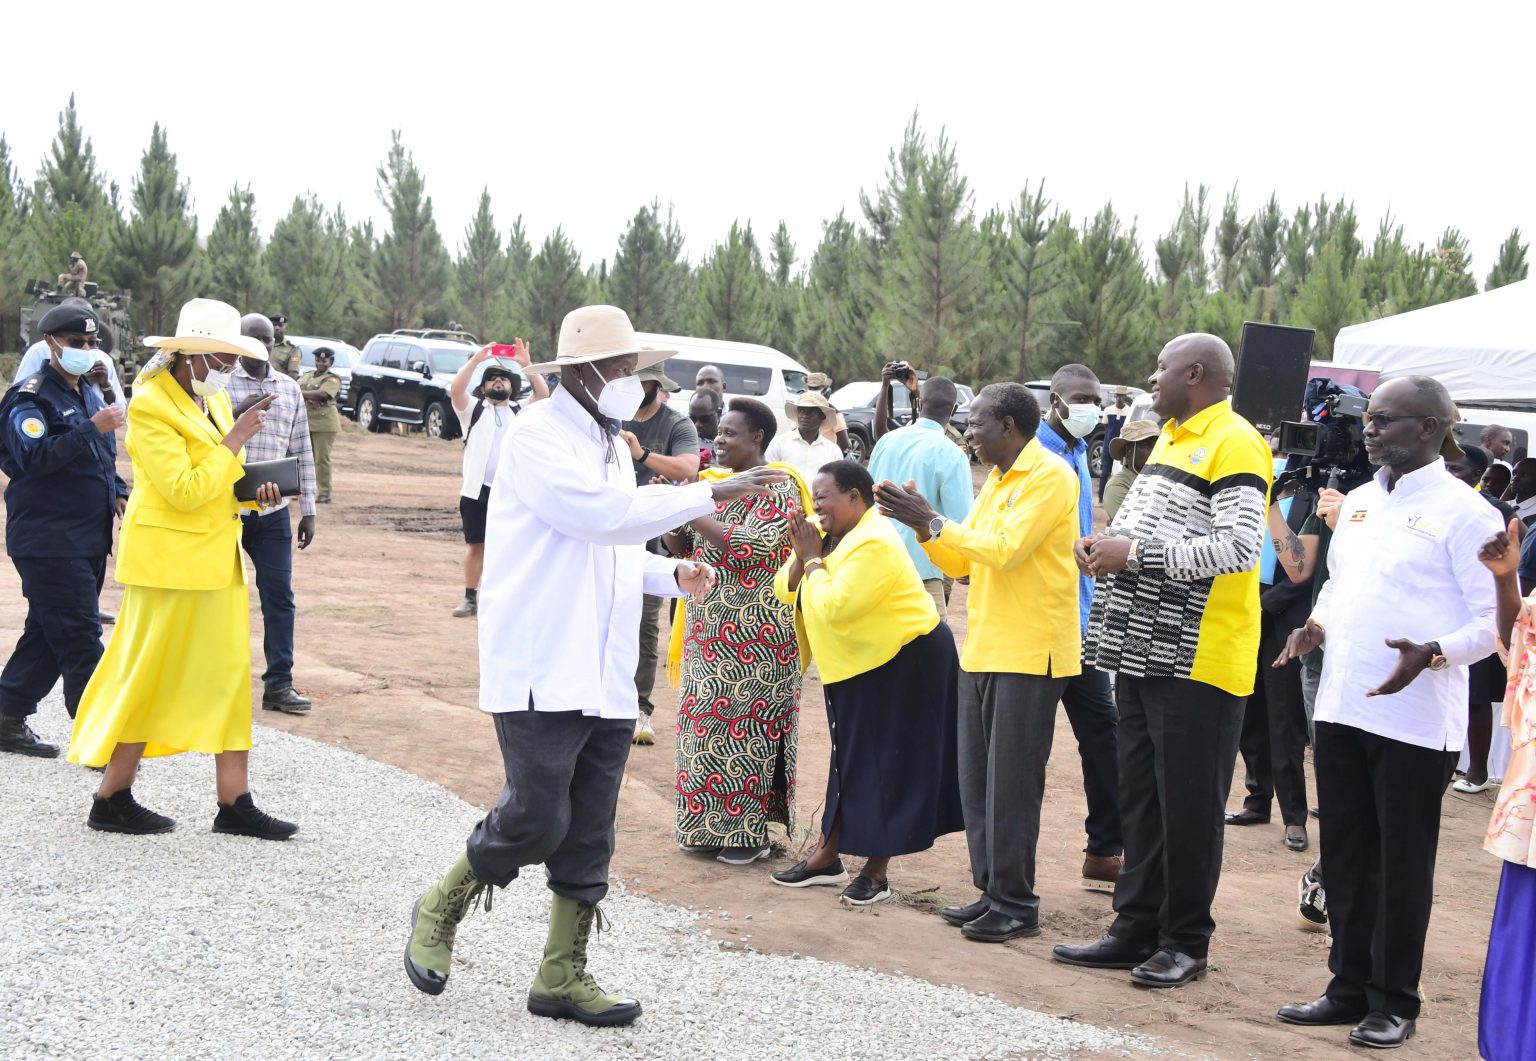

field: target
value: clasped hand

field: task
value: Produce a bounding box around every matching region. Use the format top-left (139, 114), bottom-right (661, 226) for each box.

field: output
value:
top-left (787, 507), bottom-right (824, 564)
top-left (1075, 533), bottom-right (1133, 577)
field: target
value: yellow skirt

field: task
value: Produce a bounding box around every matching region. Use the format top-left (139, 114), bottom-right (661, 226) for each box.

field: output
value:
top-left (68, 559), bottom-right (252, 767)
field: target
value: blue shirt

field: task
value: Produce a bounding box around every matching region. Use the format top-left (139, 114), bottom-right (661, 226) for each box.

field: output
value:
top-left (1036, 421), bottom-right (1094, 633)
top-left (867, 418), bottom-right (973, 581)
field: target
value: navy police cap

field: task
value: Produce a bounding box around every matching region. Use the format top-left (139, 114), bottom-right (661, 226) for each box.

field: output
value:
top-left (38, 302), bottom-right (98, 335)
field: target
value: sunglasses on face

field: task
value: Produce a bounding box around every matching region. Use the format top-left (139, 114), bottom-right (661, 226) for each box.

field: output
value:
top-left (57, 335), bottom-right (100, 349)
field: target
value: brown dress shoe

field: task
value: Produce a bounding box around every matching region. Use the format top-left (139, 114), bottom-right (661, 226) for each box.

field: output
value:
top-left (1082, 852), bottom-right (1122, 893)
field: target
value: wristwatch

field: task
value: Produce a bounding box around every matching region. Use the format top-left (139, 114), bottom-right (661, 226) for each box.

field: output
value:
top-left (1426, 641), bottom-right (1450, 672)
top-left (928, 516), bottom-right (946, 541)
top-left (1123, 539), bottom-right (1142, 573)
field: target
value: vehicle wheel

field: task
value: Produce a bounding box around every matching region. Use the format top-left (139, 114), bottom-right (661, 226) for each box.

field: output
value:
top-left (1088, 433), bottom-right (1104, 476)
top-left (424, 400), bottom-right (452, 440)
top-left (846, 430), bottom-right (870, 465)
top-left (355, 392), bottom-right (384, 433)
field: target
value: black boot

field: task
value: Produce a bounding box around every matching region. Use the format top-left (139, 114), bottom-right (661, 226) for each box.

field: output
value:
top-left (0, 717), bottom-right (60, 758)
top-left (88, 788), bottom-right (175, 834)
top-left (213, 793), bottom-right (299, 840)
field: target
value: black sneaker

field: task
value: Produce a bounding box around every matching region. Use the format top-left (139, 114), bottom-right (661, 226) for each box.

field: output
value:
top-left (88, 788), bottom-right (175, 834)
top-left (716, 844), bottom-right (771, 865)
top-left (0, 717), bottom-right (60, 758)
top-left (840, 875), bottom-right (893, 906)
top-left (770, 858), bottom-right (849, 888)
top-left (1298, 865), bottom-right (1328, 932)
top-left (213, 793), bottom-right (299, 841)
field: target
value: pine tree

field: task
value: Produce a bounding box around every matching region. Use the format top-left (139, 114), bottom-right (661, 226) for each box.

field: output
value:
top-left (998, 182), bottom-right (1066, 382)
top-left (1357, 216), bottom-right (1406, 312)
top-left (607, 200), bottom-right (687, 332)
top-left (111, 124), bottom-right (200, 337)
top-left (266, 195), bottom-right (346, 338)
top-left (521, 227), bottom-right (589, 349)
top-left (205, 186), bottom-right (268, 312)
top-left (334, 209), bottom-right (386, 342)
top-left (766, 220), bottom-right (800, 354)
top-left (1291, 240), bottom-right (1366, 358)
top-left (1043, 204), bottom-right (1154, 382)
top-left (878, 127), bottom-right (984, 369)
top-left (1487, 228), bottom-right (1530, 290)
top-left (1154, 186), bottom-right (1210, 336)
top-left (450, 189), bottom-right (506, 342)
top-left (799, 211), bottom-right (875, 382)
top-left (691, 221), bottom-right (770, 342)
top-left (30, 95), bottom-right (119, 285)
top-left (0, 136), bottom-right (34, 349)
top-left (1212, 187), bottom-right (1250, 296)
top-left (1278, 203), bottom-right (1316, 308)
top-left (497, 216), bottom-right (540, 343)
top-left (1245, 194), bottom-right (1285, 320)
top-left (372, 131), bottom-right (451, 329)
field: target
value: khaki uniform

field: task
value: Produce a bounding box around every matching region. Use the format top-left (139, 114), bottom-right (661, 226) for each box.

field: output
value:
top-left (298, 370), bottom-right (342, 499)
top-left (271, 338), bottom-right (303, 379)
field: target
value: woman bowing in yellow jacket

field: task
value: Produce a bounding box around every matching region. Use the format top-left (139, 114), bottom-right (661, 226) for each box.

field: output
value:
top-left (769, 459), bottom-right (964, 905)
top-left (69, 299), bottom-right (298, 840)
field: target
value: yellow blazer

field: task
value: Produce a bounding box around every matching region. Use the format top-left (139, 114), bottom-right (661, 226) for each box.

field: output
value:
top-left (116, 372), bottom-right (250, 591)
top-left (774, 506), bottom-right (939, 685)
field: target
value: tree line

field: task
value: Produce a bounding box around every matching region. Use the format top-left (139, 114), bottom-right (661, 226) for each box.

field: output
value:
top-left (1, 101), bottom-right (1528, 386)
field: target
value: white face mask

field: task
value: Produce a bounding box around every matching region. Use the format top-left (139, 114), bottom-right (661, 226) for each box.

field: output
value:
top-left (191, 355), bottom-right (235, 397)
top-left (1058, 399), bottom-right (1100, 439)
top-left (595, 373), bottom-right (645, 421)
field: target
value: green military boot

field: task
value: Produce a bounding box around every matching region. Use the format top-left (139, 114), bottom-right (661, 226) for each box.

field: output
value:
top-left (404, 852), bottom-right (491, 995)
top-left (526, 895), bottom-right (642, 1026)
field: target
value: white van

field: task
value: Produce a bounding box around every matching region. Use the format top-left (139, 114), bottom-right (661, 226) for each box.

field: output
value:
top-left (638, 333), bottom-right (810, 430)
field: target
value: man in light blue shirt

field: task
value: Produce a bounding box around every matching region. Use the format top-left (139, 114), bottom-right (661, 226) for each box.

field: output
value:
top-left (868, 375), bottom-right (972, 612)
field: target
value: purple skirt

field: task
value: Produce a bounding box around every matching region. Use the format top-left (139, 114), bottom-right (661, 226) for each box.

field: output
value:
top-left (1481, 859), bottom-right (1536, 1061)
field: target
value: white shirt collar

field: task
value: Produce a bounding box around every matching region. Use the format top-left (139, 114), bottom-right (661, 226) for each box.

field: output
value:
top-left (1373, 456), bottom-right (1449, 497)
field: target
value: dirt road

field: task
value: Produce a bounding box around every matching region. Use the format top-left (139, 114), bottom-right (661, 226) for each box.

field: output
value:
top-left (5, 423), bottom-right (1501, 1058)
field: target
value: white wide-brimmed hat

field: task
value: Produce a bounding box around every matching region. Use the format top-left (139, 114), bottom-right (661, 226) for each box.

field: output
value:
top-left (521, 305), bottom-right (674, 376)
top-left (143, 298), bottom-right (269, 361)
top-left (784, 390), bottom-right (836, 422)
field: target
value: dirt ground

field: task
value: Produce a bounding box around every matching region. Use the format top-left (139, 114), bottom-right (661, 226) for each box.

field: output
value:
top-left (4, 423), bottom-right (1504, 1059)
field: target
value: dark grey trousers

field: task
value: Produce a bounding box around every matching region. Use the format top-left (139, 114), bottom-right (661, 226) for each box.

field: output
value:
top-left (958, 670), bottom-right (1067, 921)
top-left (465, 709), bottom-right (634, 905)
top-left (634, 593), bottom-right (663, 718)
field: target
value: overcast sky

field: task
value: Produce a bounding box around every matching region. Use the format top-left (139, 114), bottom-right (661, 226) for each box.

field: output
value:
top-left (7, 1), bottom-right (1532, 281)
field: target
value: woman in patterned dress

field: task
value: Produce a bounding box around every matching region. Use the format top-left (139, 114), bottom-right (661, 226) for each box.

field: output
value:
top-left (666, 397), bottom-right (809, 865)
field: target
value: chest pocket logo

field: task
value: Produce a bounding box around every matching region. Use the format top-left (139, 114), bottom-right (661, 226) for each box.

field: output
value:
top-left (20, 417), bottom-right (45, 439)
top-left (1189, 446), bottom-right (1207, 466)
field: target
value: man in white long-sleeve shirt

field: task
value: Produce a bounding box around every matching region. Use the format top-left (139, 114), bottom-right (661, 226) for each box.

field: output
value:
top-left (1275, 376), bottom-right (1500, 1050)
top-left (402, 306), bottom-right (783, 1028)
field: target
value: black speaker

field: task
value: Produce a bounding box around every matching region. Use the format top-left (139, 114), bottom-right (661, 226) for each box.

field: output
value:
top-left (1233, 323), bottom-right (1316, 436)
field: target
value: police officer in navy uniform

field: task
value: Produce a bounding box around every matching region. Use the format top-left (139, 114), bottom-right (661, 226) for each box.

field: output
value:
top-left (0, 302), bottom-right (128, 757)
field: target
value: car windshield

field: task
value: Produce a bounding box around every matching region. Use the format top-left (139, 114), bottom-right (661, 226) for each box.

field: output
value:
top-left (431, 348), bottom-right (472, 374)
top-left (782, 369), bottom-right (808, 395)
top-left (829, 382), bottom-right (879, 409)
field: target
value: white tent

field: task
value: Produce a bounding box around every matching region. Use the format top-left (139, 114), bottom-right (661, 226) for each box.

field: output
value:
top-left (1332, 278), bottom-right (1536, 398)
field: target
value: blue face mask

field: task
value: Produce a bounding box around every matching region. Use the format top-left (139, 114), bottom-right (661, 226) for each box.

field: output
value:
top-left (55, 342), bottom-right (96, 376)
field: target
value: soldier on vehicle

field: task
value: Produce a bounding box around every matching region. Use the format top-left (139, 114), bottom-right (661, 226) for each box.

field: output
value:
top-left (58, 253), bottom-right (89, 297)
top-left (0, 302), bottom-right (129, 758)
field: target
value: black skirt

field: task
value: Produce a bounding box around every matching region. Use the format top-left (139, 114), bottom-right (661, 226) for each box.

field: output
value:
top-left (1469, 653), bottom-right (1507, 704)
top-left (820, 622), bottom-right (966, 857)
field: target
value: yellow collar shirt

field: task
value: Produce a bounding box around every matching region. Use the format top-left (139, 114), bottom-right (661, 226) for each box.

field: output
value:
top-left (774, 507), bottom-right (939, 685)
top-left (1084, 399), bottom-right (1272, 697)
top-left (921, 436), bottom-right (1082, 677)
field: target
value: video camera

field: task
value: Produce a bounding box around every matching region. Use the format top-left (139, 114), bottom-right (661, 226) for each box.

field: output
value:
top-left (1276, 378), bottom-right (1374, 498)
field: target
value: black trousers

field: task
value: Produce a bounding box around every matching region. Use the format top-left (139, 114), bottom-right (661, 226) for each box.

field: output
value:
top-left (1109, 675), bottom-right (1245, 959)
top-left (1060, 667), bottom-right (1123, 856)
top-left (466, 709), bottom-right (634, 905)
top-left (1315, 721), bottom-right (1457, 1019)
top-left (0, 555), bottom-right (106, 720)
top-left (1235, 609), bottom-right (1310, 825)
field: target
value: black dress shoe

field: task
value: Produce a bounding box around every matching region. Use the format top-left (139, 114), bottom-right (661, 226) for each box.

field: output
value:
top-left (961, 908), bottom-right (1039, 942)
top-left (261, 686), bottom-right (312, 714)
top-left (99, 611), bottom-right (116, 625)
top-left (1276, 994), bottom-right (1369, 1027)
top-left (1224, 808), bottom-right (1270, 826)
top-left (1052, 934), bottom-right (1157, 969)
top-left (0, 717), bottom-right (61, 758)
top-left (939, 897), bottom-right (989, 927)
top-left (1130, 949), bottom-right (1207, 987)
top-left (213, 793), bottom-right (299, 840)
top-left (1284, 826), bottom-right (1309, 851)
top-left (1349, 1012), bottom-right (1415, 1049)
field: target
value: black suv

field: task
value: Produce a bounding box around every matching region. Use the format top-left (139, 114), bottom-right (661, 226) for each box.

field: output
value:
top-left (832, 380), bottom-right (974, 464)
top-left (350, 330), bottom-right (522, 440)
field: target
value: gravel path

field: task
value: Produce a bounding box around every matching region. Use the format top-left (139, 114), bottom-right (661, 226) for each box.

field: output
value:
top-left (1, 701), bottom-right (1151, 1059)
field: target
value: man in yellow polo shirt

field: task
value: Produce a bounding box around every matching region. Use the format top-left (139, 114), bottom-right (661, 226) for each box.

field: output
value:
top-left (875, 382), bottom-right (1080, 943)
top-left (1054, 333), bottom-right (1271, 989)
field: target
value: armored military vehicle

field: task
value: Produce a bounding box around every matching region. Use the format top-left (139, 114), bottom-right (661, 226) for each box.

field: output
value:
top-left (19, 279), bottom-right (148, 384)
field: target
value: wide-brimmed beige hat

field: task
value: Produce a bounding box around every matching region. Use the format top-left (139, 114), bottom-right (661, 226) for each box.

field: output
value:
top-left (522, 305), bottom-right (674, 375)
top-left (143, 297), bottom-right (268, 361)
top-left (1109, 418), bottom-right (1161, 461)
top-left (785, 390), bottom-right (836, 422)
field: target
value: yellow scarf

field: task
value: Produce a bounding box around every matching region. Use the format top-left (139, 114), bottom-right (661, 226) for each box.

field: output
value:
top-left (665, 463), bottom-right (815, 686)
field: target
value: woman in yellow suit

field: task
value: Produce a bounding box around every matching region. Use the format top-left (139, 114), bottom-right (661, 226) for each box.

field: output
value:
top-left (69, 298), bottom-right (298, 840)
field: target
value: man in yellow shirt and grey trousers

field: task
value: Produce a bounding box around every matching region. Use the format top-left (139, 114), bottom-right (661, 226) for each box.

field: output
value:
top-left (876, 382), bottom-right (1082, 942)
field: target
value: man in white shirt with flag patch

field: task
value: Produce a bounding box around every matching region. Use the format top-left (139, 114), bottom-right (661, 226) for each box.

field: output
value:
top-left (402, 306), bottom-right (783, 1028)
